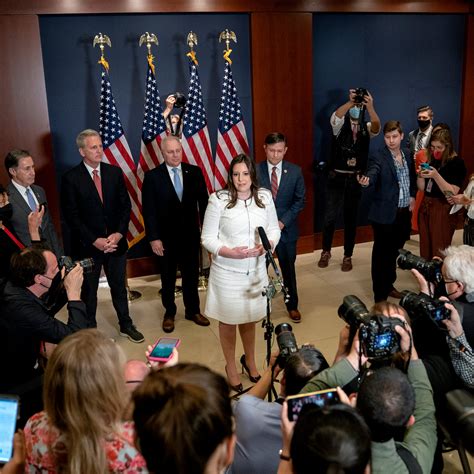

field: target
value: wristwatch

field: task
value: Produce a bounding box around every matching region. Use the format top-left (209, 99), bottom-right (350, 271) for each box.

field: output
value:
top-left (279, 449), bottom-right (291, 461)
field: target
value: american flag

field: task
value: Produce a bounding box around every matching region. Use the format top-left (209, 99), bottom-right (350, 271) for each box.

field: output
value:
top-left (132, 61), bottom-right (168, 246)
top-left (182, 57), bottom-right (214, 193)
top-left (99, 70), bottom-right (143, 244)
top-left (214, 61), bottom-right (249, 190)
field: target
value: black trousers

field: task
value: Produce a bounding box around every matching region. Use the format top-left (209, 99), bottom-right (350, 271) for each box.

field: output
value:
top-left (371, 208), bottom-right (411, 302)
top-left (322, 172), bottom-right (361, 257)
top-left (81, 252), bottom-right (133, 330)
top-left (275, 239), bottom-right (298, 311)
top-left (159, 241), bottom-right (200, 317)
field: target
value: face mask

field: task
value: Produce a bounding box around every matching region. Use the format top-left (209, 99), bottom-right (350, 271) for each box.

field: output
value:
top-left (349, 107), bottom-right (360, 120)
top-left (417, 119), bottom-right (430, 130)
top-left (0, 203), bottom-right (13, 222)
top-left (433, 150), bottom-right (443, 160)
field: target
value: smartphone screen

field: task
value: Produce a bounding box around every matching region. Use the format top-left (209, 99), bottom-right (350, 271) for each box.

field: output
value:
top-left (0, 395), bottom-right (19, 463)
top-left (149, 338), bottom-right (180, 360)
top-left (287, 389), bottom-right (340, 421)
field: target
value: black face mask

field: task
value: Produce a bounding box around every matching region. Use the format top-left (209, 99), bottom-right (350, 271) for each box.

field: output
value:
top-left (40, 271), bottom-right (65, 308)
top-left (417, 119), bottom-right (431, 130)
top-left (0, 203), bottom-right (13, 222)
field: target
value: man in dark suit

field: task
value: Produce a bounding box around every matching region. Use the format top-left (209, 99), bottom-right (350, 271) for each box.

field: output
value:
top-left (5, 149), bottom-right (62, 256)
top-left (142, 135), bottom-right (210, 333)
top-left (257, 132), bottom-right (305, 322)
top-left (407, 105), bottom-right (433, 157)
top-left (61, 129), bottom-right (144, 342)
top-left (358, 120), bottom-right (417, 302)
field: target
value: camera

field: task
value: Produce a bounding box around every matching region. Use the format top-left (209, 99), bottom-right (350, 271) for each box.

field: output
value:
top-left (275, 323), bottom-right (298, 366)
top-left (339, 295), bottom-right (403, 360)
top-left (400, 291), bottom-right (451, 329)
top-left (397, 249), bottom-right (444, 285)
top-left (359, 315), bottom-right (403, 359)
top-left (338, 295), bottom-right (370, 328)
top-left (353, 88), bottom-right (368, 104)
top-left (58, 256), bottom-right (94, 275)
top-left (171, 92), bottom-right (187, 108)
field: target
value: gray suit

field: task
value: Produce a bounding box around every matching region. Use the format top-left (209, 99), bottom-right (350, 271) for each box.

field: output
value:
top-left (7, 182), bottom-right (62, 256)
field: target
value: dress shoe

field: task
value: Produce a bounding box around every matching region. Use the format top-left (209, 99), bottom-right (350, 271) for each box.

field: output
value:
top-left (341, 256), bottom-right (353, 272)
top-left (240, 354), bottom-right (261, 383)
top-left (288, 309), bottom-right (302, 323)
top-left (388, 288), bottom-right (404, 299)
top-left (225, 365), bottom-right (243, 393)
top-left (318, 250), bottom-right (331, 268)
top-left (185, 313), bottom-right (210, 327)
top-left (162, 317), bottom-right (175, 333)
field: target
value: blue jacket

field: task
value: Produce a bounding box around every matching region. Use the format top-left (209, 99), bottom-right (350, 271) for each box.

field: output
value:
top-left (364, 146), bottom-right (416, 225)
top-left (257, 160), bottom-right (305, 243)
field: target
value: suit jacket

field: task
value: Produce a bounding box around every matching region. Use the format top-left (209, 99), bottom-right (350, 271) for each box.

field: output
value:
top-left (61, 162), bottom-right (131, 258)
top-left (257, 161), bottom-right (305, 243)
top-left (407, 127), bottom-right (432, 157)
top-left (7, 182), bottom-right (62, 256)
top-left (142, 162), bottom-right (208, 247)
top-left (365, 146), bottom-right (417, 225)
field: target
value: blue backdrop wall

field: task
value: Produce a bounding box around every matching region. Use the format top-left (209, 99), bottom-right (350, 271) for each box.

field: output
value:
top-left (39, 13), bottom-right (252, 257)
top-left (313, 13), bottom-right (466, 232)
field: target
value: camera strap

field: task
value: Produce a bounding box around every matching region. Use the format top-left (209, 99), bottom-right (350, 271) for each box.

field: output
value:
top-left (395, 443), bottom-right (422, 474)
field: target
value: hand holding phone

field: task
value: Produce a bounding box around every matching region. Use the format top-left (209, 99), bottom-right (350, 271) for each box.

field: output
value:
top-left (286, 389), bottom-right (340, 421)
top-left (0, 395), bottom-right (19, 465)
top-left (147, 337), bottom-right (181, 362)
top-left (420, 162), bottom-right (431, 170)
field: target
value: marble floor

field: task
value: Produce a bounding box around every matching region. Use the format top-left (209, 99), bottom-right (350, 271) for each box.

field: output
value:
top-left (57, 229), bottom-right (472, 472)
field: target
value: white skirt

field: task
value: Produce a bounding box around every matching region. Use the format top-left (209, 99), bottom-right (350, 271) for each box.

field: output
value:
top-left (204, 262), bottom-right (268, 324)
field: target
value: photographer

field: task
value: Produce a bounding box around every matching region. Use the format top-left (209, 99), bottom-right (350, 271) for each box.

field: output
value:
top-left (0, 247), bottom-right (89, 427)
top-left (229, 346), bottom-right (329, 474)
top-left (410, 244), bottom-right (474, 393)
top-left (300, 308), bottom-right (437, 474)
top-left (318, 88), bottom-right (380, 272)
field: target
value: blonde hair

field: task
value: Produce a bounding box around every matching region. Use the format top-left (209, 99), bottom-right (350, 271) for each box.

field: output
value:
top-left (43, 329), bottom-right (127, 474)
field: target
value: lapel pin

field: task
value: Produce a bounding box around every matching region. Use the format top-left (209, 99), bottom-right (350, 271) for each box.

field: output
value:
top-left (284, 169), bottom-right (288, 174)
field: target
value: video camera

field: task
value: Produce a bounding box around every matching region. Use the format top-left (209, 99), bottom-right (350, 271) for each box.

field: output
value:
top-left (338, 295), bottom-right (402, 359)
top-left (353, 88), bottom-right (368, 104)
top-left (400, 291), bottom-right (451, 330)
top-left (58, 256), bottom-right (94, 275)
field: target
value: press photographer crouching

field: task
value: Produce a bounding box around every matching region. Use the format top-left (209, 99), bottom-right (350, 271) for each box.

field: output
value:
top-left (0, 246), bottom-right (90, 427)
top-left (297, 298), bottom-right (436, 474)
top-left (400, 245), bottom-right (474, 394)
top-left (229, 325), bottom-right (329, 474)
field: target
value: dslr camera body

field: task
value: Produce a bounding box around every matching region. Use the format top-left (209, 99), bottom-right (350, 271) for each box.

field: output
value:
top-left (353, 87), bottom-right (368, 104)
top-left (338, 295), bottom-right (402, 360)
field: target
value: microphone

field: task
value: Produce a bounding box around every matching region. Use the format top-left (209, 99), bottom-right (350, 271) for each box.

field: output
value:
top-left (257, 226), bottom-right (289, 302)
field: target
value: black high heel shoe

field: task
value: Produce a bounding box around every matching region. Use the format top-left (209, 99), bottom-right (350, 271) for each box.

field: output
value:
top-left (225, 365), bottom-right (243, 393)
top-left (240, 354), bottom-right (261, 383)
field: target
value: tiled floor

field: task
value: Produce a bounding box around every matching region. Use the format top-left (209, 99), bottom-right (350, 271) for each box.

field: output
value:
top-left (57, 229), bottom-right (472, 472)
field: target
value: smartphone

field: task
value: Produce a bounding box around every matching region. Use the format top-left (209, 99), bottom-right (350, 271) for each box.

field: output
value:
top-left (443, 190), bottom-right (454, 198)
top-left (286, 388), bottom-right (340, 422)
top-left (0, 395), bottom-right (19, 464)
top-left (148, 337), bottom-right (181, 362)
top-left (420, 162), bottom-right (431, 170)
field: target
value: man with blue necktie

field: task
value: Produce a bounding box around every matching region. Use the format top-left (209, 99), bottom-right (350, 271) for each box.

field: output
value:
top-left (5, 149), bottom-right (62, 256)
top-left (142, 135), bottom-right (210, 333)
top-left (257, 132), bottom-right (305, 322)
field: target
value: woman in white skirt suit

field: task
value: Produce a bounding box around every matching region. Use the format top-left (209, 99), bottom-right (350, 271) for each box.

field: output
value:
top-left (202, 154), bottom-right (280, 392)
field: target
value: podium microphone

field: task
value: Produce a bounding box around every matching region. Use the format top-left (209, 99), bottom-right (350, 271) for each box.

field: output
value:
top-left (257, 226), bottom-right (289, 301)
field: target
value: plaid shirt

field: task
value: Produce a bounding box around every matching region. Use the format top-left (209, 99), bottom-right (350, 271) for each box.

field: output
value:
top-left (447, 332), bottom-right (474, 389)
top-left (392, 150), bottom-right (410, 208)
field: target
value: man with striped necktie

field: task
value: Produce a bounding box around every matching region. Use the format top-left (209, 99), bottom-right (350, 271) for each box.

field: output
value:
top-left (5, 149), bottom-right (62, 257)
top-left (407, 105), bottom-right (434, 158)
top-left (257, 132), bottom-right (305, 322)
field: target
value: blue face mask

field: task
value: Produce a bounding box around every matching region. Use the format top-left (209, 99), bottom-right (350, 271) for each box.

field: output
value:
top-left (349, 106), bottom-right (360, 120)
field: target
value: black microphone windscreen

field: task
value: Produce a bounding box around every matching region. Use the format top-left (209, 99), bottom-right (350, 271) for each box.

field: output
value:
top-left (257, 226), bottom-right (271, 252)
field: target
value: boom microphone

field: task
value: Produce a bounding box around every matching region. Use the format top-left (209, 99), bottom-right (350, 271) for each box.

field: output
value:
top-left (258, 226), bottom-right (272, 253)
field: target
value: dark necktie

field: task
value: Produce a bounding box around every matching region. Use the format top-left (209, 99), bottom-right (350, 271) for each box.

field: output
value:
top-left (271, 166), bottom-right (278, 200)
